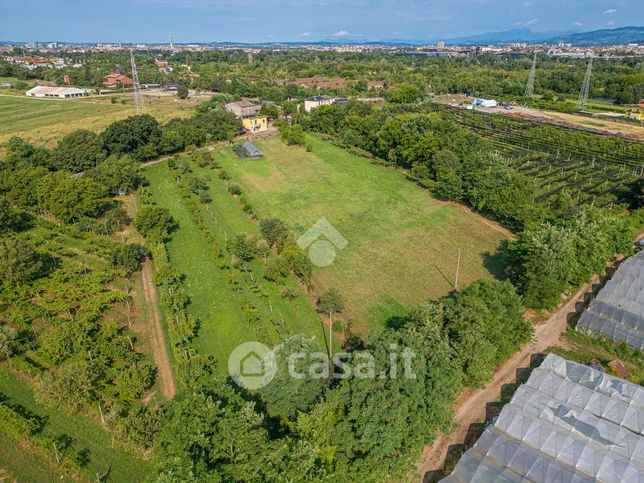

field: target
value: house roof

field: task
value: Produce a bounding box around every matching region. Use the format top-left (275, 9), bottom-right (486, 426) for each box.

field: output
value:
top-left (227, 100), bottom-right (260, 108)
top-left (306, 95), bottom-right (335, 102)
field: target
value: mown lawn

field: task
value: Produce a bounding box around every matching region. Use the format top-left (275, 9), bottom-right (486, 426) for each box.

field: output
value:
top-left (210, 135), bottom-right (509, 333)
top-left (144, 162), bottom-right (326, 370)
top-left (0, 369), bottom-right (153, 482)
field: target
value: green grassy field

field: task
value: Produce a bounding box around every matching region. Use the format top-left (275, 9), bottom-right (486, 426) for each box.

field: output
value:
top-left (204, 135), bottom-right (509, 334)
top-left (144, 161), bottom-right (327, 369)
top-left (0, 94), bottom-right (202, 148)
top-left (0, 369), bottom-right (153, 482)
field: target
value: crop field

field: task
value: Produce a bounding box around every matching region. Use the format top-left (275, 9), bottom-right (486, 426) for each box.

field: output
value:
top-left (0, 369), bottom-right (153, 482)
top-left (0, 94), bottom-right (201, 148)
top-left (144, 161), bottom-right (327, 368)
top-left (0, 220), bottom-right (159, 480)
top-left (432, 105), bottom-right (644, 207)
top-left (207, 135), bottom-right (509, 334)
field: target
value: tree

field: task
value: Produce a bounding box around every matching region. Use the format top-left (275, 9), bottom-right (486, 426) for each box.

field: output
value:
top-left (134, 206), bottom-right (175, 239)
top-left (281, 124), bottom-right (306, 146)
top-left (36, 172), bottom-right (111, 222)
top-left (110, 243), bottom-right (149, 274)
top-left (260, 218), bottom-right (288, 247)
top-left (508, 223), bottom-right (577, 309)
top-left (433, 150), bottom-right (464, 200)
top-left (101, 114), bottom-right (162, 161)
top-left (259, 336), bottom-right (325, 420)
top-left (260, 103), bottom-right (279, 120)
top-left (176, 85), bottom-right (189, 99)
top-left (50, 130), bottom-right (107, 172)
top-left (317, 289), bottom-right (344, 358)
top-left (386, 83), bottom-right (422, 104)
top-left (0, 324), bottom-right (18, 363)
top-left (39, 361), bottom-right (95, 412)
top-left (0, 237), bottom-right (44, 286)
top-left (154, 379), bottom-right (280, 481)
top-left (0, 197), bottom-right (21, 234)
top-left (441, 280), bottom-right (531, 387)
top-left (3, 136), bottom-right (52, 168)
top-left (88, 155), bottom-right (142, 195)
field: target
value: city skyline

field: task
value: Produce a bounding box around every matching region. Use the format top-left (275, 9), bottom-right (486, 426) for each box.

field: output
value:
top-left (1, 0), bottom-right (642, 43)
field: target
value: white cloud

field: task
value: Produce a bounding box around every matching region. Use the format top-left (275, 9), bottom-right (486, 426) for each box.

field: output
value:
top-left (526, 18), bottom-right (538, 25)
top-left (603, 8), bottom-right (617, 14)
top-left (607, 20), bottom-right (615, 26)
top-left (331, 30), bottom-right (350, 37)
top-left (300, 32), bottom-right (312, 37)
top-left (572, 21), bottom-right (583, 27)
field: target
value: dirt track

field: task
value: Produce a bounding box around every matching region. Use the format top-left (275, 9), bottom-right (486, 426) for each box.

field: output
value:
top-left (141, 259), bottom-right (177, 400)
top-left (416, 277), bottom-right (598, 481)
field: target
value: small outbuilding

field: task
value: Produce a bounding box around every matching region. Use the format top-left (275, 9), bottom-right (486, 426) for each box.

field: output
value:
top-left (234, 141), bottom-right (263, 159)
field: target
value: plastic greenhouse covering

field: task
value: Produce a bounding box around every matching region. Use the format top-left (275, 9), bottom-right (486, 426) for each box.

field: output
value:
top-left (441, 354), bottom-right (644, 483)
top-left (576, 251), bottom-right (644, 351)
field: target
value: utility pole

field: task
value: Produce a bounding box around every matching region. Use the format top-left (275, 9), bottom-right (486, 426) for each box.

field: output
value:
top-left (524, 51), bottom-right (537, 98)
top-left (454, 249), bottom-right (462, 290)
top-left (130, 51), bottom-right (145, 114)
top-left (577, 55), bottom-right (593, 111)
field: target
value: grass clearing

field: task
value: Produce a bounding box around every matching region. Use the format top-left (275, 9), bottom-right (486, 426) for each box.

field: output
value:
top-left (144, 161), bottom-right (326, 370)
top-left (209, 135), bottom-right (509, 333)
top-left (0, 94), bottom-right (203, 148)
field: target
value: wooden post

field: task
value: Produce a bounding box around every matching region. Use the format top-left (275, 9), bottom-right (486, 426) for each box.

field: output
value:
top-left (455, 249), bottom-right (462, 290)
top-left (98, 402), bottom-right (105, 426)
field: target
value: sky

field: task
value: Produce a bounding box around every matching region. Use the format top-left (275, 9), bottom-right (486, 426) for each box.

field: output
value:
top-left (0, 0), bottom-right (642, 43)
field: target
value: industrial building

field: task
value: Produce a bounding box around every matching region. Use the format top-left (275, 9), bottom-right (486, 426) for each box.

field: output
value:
top-left (25, 86), bottom-right (85, 98)
top-left (442, 353), bottom-right (644, 482)
top-left (576, 250), bottom-right (644, 351)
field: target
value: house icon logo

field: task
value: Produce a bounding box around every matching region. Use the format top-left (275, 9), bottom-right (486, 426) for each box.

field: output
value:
top-left (228, 341), bottom-right (277, 389)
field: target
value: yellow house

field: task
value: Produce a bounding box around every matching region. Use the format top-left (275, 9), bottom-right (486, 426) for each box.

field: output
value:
top-left (242, 116), bottom-right (268, 133)
top-left (626, 102), bottom-right (644, 121)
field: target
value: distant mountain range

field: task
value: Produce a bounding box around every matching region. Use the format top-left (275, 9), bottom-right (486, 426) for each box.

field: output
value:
top-left (380, 26), bottom-right (644, 46)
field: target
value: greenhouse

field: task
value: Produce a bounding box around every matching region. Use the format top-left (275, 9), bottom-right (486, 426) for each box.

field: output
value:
top-left (442, 354), bottom-right (644, 483)
top-left (576, 251), bottom-right (644, 351)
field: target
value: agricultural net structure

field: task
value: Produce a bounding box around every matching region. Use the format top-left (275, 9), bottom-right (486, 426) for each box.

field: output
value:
top-left (576, 251), bottom-right (644, 351)
top-left (430, 105), bottom-right (644, 208)
top-left (442, 353), bottom-right (644, 483)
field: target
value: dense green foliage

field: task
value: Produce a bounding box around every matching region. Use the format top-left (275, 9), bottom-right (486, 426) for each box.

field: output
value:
top-left (50, 129), bottom-right (107, 172)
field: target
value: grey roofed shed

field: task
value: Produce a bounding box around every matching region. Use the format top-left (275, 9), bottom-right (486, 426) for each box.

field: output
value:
top-left (441, 353), bottom-right (644, 483)
top-left (234, 141), bottom-right (263, 159)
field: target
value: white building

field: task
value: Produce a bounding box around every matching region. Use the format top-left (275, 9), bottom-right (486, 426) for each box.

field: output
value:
top-left (25, 86), bottom-right (85, 99)
top-left (304, 95), bottom-right (336, 112)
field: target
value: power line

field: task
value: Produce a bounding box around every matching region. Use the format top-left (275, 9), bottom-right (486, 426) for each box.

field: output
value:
top-left (577, 56), bottom-right (593, 111)
top-left (130, 51), bottom-right (145, 114)
top-left (524, 52), bottom-right (537, 98)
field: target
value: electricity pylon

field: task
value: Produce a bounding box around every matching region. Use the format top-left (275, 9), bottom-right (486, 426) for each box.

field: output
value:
top-left (130, 51), bottom-right (145, 114)
top-left (524, 52), bottom-right (537, 98)
top-left (577, 55), bottom-right (593, 111)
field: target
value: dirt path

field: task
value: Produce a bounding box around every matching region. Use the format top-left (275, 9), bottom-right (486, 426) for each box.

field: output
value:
top-left (141, 259), bottom-right (177, 400)
top-left (416, 278), bottom-right (598, 481)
